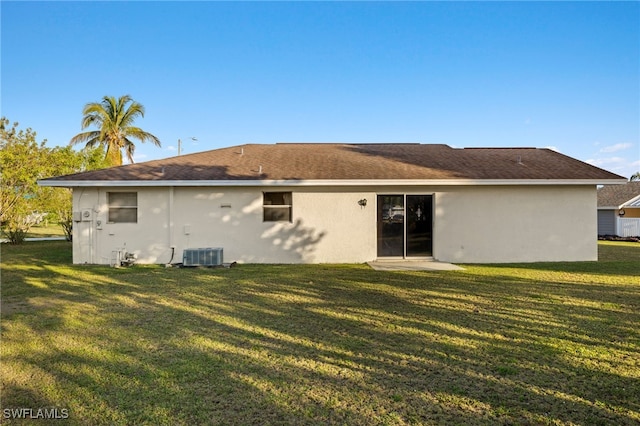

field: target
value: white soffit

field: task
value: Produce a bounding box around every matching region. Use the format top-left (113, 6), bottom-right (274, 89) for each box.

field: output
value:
top-left (38, 178), bottom-right (628, 188)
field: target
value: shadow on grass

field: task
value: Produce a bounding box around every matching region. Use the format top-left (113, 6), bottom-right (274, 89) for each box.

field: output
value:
top-left (1, 242), bottom-right (639, 425)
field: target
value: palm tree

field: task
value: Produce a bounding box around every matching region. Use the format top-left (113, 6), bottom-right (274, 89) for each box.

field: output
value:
top-left (631, 172), bottom-right (640, 182)
top-left (69, 95), bottom-right (161, 166)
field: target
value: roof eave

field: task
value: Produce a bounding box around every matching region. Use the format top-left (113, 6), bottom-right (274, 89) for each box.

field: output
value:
top-left (622, 194), bottom-right (640, 207)
top-left (38, 178), bottom-right (628, 188)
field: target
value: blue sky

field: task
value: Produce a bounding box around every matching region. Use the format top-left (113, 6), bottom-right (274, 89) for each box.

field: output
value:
top-left (2, 1), bottom-right (639, 178)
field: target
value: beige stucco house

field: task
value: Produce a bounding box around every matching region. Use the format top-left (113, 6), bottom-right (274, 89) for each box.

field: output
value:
top-left (39, 143), bottom-right (625, 265)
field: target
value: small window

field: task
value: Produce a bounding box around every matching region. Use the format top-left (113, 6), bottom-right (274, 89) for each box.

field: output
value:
top-left (263, 192), bottom-right (292, 222)
top-left (108, 192), bottom-right (138, 223)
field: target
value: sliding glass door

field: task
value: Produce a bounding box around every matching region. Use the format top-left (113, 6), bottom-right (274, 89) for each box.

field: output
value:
top-left (406, 195), bottom-right (433, 257)
top-left (377, 194), bottom-right (432, 258)
top-left (377, 195), bottom-right (405, 257)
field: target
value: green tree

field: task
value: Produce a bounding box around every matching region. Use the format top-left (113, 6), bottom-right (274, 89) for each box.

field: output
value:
top-left (0, 118), bottom-right (50, 243)
top-left (36, 146), bottom-right (109, 241)
top-left (69, 95), bottom-right (161, 166)
top-left (630, 172), bottom-right (640, 182)
top-left (1, 118), bottom-right (109, 243)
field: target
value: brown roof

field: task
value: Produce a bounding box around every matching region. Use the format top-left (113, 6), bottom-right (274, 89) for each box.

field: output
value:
top-left (598, 182), bottom-right (640, 207)
top-left (41, 143), bottom-right (625, 183)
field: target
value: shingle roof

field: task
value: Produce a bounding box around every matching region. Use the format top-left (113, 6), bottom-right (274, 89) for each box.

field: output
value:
top-left (41, 143), bottom-right (625, 183)
top-left (598, 182), bottom-right (640, 207)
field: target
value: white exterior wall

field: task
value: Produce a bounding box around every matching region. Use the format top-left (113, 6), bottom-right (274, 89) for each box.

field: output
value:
top-left (172, 188), bottom-right (376, 263)
top-left (72, 187), bottom-right (171, 264)
top-left (433, 185), bottom-right (597, 263)
top-left (71, 184), bottom-right (597, 265)
top-left (72, 187), bottom-right (376, 264)
top-left (72, 188), bottom-right (100, 264)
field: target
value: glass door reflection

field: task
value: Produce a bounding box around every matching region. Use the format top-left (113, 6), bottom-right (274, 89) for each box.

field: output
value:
top-left (377, 195), bottom-right (404, 257)
top-left (406, 195), bottom-right (433, 257)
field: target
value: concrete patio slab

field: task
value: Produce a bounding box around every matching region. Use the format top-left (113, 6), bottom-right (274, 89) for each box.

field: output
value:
top-left (367, 260), bottom-right (464, 271)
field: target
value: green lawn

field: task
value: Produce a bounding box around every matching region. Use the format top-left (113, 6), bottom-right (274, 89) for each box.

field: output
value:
top-left (1, 241), bottom-right (639, 425)
top-left (25, 224), bottom-right (66, 238)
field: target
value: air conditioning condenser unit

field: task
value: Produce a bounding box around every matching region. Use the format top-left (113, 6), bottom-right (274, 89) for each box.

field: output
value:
top-left (182, 248), bottom-right (223, 267)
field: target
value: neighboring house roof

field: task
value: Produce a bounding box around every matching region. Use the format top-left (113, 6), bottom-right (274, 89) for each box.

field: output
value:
top-left (598, 182), bottom-right (640, 208)
top-left (39, 143), bottom-right (626, 186)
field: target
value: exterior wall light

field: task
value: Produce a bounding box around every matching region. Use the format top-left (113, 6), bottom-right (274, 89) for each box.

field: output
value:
top-left (619, 209), bottom-right (626, 216)
top-left (358, 199), bottom-right (367, 207)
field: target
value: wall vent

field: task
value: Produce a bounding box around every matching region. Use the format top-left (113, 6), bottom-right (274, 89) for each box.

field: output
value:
top-left (182, 248), bottom-right (223, 267)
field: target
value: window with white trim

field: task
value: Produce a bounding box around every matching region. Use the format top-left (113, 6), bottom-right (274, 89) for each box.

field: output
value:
top-left (108, 192), bottom-right (138, 223)
top-left (263, 192), bottom-right (292, 222)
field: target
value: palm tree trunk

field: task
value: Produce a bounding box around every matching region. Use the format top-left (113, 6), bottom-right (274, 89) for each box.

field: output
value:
top-left (106, 146), bottom-right (123, 166)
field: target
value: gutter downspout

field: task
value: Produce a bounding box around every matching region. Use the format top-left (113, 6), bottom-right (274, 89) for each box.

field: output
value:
top-left (169, 186), bottom-right (174, 262)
